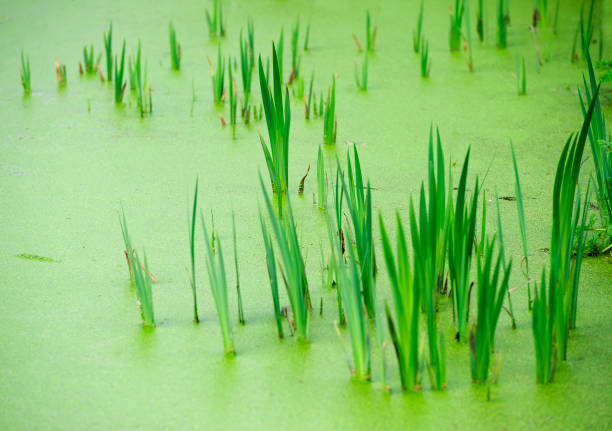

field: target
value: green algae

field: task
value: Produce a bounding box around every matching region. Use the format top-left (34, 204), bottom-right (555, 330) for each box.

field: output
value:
top-left (0, 0), bottom-right (611, 430)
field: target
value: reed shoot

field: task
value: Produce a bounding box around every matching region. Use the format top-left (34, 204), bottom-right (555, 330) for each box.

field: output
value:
top-left (420, 37), bottom-right (430, 78)
top-left (232, 212), bottom-right (245, 325)
top-left (55, 59), bottom-right (67, 87)
top-left (201, 213), bottom-right (235, 356)
top-left (133, 42), bottom-right (152, 117)
top-left (305, 72), bottom-right (314, 120)
top-left (516, 56), bottom-right (526, 95)
top-left (290, 17), bottom-right (301, 82)
top-left (228, 60), bottom-right (237, 138)
top-left (303, 20), bottom-right (311, 51)
top-left (132, 251), bottom-right (155, 327)
top-left (497, 0), bottom-right (507, 49)
top-left (82, 45), bottom-right (96, 74)
top-left (449, 0), bottom-right (464, 52)
top-left (413, 0), bottom-right (424, 53)
top-left (239, 28), bottom-right (253, 109)
top-left (476, 0), bottom-right (484, 42)
top-left (120, 210), bottom-right (135, 283)
top-left (208, 44), bottom-right (225, 105)
top-left (205, 0), bottom-right (225, 39)
top-left (532, 268), bottom-right (556, 383)
top-left (104, 22), bottom-right (112, 82)
top-left (114, 40), bottom-right (126, 103)
top-left (277, 28), bottom-right (285, 82)
top-left (260, 216), bottom-right (283, 338)
top-left (20, 51), bottom-right (31, 94)
top-left (365, 10), bottom-right (377, 52)
top-left (188, 179), bottom-right (200, 323)
top-left (317, 146), bottom-right (327, 210)
top-left (579, 0), bottom-right (594, 59)
top-left (495, 192), bottom-right (516, 329)
top-left (354, 54), bottom-right (368, 90)
top-left (464, 0), bottom-right (474, 71)
top-left (323, 76), bottom-right (336, 145)
top-left (169, 21), bottom-right (181, 70)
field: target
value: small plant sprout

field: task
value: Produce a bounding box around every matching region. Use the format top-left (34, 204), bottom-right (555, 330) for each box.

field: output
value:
top-left (228, 60), bottom-right (237, 138)
top-left (239, 28), bottom-right (253, 111)
top-left (380, 212), bottom-right (421, 391)
top-left (169, 21), bottom-right (181, 70)
top-left (353, 10), bottom-right (377, 53)
top-left (323, 76), bottom-right (336, 145)
top-left (449, 0), bottom-right (465, 52)
top-left (120, 210), bottom-right (135, 283)
top-left (328, 219), bottom-right (371, 381)
top-left (289, 17), bottom-right (301, 83)
top-left (470, 235), bottom-right (512, 385)
top-left (103, 22), bottom-right (112, 82)
top-left (532, 268), bottom-right (556, 383)
top-left (420, 37), bottom-right (430, 78)
top-left (205, 0), bottom-right (225, 39)
top-left (132, 251), bottom-right (155, 327)
top-left (497, 0), bottom-right (508, 49)
top-left (354, 54), bottom-right (368, 91)
top-left (20, 51), bottom-right (31, 94)
top-left (495, 192), bottom-right (516, 329)
top-left (114, 40), bottom-right (127, 103)
top-left (260, 217), bottom-right (283, 338)
top-left (208, 44), bottom-right (225, 105)
top-left (303, 20), bottom-right (311, 51)
top-left (304, 72), bottom-right (314, 120)
top-left (259, 44), bottom-right (290, 194)
top-left (55, 59), bottom-right (67, 87)
top-left (81, 45), bottom-right (97, 74)
top-left (413, 0), bottom-right (424, 53)
top-left (317, 146), bottom-right (327, 211)
top-left (232, 212), bottom-right (245, 325)
top-left (201, 213), bottom-right (235, 356)
top-left (133, 42), bottom-right (152, 117)
top-left (188, 179), bottom-right (200, 324)
top-left (476, 0), bottom-right (484, 42)
top-left (463, 0), bottom-right (474, 71)
top-left (516, 56), bottom-right (526, 95)
top-left (259, 175), bottom-right (310, 342)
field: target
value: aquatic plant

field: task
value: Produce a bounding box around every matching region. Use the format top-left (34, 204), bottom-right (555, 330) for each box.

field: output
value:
top-left (82, 45), bottom-right (96, 74)
top-left (228, 61), bottom-right (237, 138)
top-left (260, 217), bottom-right (283, 338)
top-left (353, 10), bottom-right (377, 53)
top-left (239, 28), bottom-right (253, 110)
top-left (208, 44), bottom-right (225, 105)
top-left (132, 251), bottom-right (155, 327)
top-left (133, 42), bottom-right (152, 117)
top-left (201, 213), bottom-right (235, 356)
top-left (205, 0), bottom-right (225, 39)
top-left (259, 44), bottom-right (290, 194)
top-left (463, 0), bottom-right (474, 71)
top-left (317, 146), bottom-right (327, 211)
top-left (495, 192), bottom-right (516, 329)
top-left (476, 0), bottom-right (484, 42)
top-left (323, 77), bottom-right (336, 145)
top-left (354, 54), bottom-right (368, 90)
top-left (277, 28), bottom-right (285, 82)
top-left (20, 51), bottom-right (31, 94)
top-left (470, 235), bottom-right (512, 384)
top-left (303, 20), bottom-right (311, 51)
top-left (259, 175), bottom-right (310, 342)
top-left (420, 37), bottom-right (430, 78)
top-left (497, 0), bottom-right (507, 49)
top-left (516, 56), bottom-right (526, 95)
top-left (380, 212), bottom-right (421, 390)
top-left (55, 59), bottom-right (67, 87)
top-left (188, 179), bottom-right (200, 323)
top-left (413, 0), bottom-right (424, 53)
top-left (290, 17), bottom-right (301, 82)
top-left (449, 0), bottom-right (464, 52)
top-left (120, 210), bottom-right (135, 283)
top-left (169, 21), bottom-right (181, 70)
top-left (104, 22), bottom-right (112, 82)
top-left (114, 40), bottom-right (126, 103)
top-left (304, 72), bottom-right (314, 120)
top-left (232, 212), bottom-right (245, 325)
top-left (532, 267), bottom-right (555, 383)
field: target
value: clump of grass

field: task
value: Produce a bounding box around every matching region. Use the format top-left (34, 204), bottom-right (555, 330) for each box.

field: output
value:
top-left (354, 54), bottom-right (368, 90)
top-left (497, 0), bottom-right (507, 49)
top-left (353, 10), bottom-right (377, 53)
top-left (449, 0), bottom-right (464, 52)
top-left (323, 76), bottom-right (336, 145)
top-left (55, 59), bottom-right (67, 87)
top-left (104, 22), bottom-right (112, 82)
top-left (259, 175), bottom-right (310, 342)
top-left (259, 44), bottom-right (290, 194)
top-left (201, 213), bottom-right (235, 356)
top-left (132, 251), bottom-right (155, 327)
top-left (420, 37), bottom-right (430, 78)
top-left (205, 0), bottom-right (225, 39)
top-left (169, 21), bottom-right (181, 70)
top-left (81, 45), bottom-right (97, 74)
top-left (133, 42), bottom-right (152, 117)
top-left (208, 44), bottom-right (225, 105)
top-left (289, 17), bottom-right (301, 82)
top-left (20, 51), bottom-right (31, 94)
top-left (516, 56), bottom-right (526, 95)
top-left (188, 179), bottom-right (200, 323)
top-left (413, 0), bottom-right (424, 53)
top-left (317, 146), bottom-right (327, 211)
top-left (448, 150), bottom-right (479, 343)
top-left (232, 212), bottom-right (245, 325)
top-left (228, 60), bottom-right (237, 138)
top-left (114, 40), bottom-right (126, 103)
top-left (470, 235), bottom-right (512, 385)
top-left (380, 212), bottom-right (421, 390)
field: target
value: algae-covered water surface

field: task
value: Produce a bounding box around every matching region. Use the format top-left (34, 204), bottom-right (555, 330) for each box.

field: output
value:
top-left (1, 0), bottom-right (611, 429)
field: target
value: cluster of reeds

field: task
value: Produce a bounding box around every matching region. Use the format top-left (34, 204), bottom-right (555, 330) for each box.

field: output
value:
top-left (323, 77), bottom-right (336, 145)
top-left (413, 1), bottom-right (424, 53)
top-left (169, 21), bottom-right (181, 70)
top-left (81, 45), bottom-right (99, 75)
top-left (55, 59), bottom-right (67, 87)
top-left (239, 22), bottom-right (254, 117)
top-left (259, 44), bottom-right (290, 194)
top-left (420, 37), bottom-right (430, 78)
top-left (208, 44), bottom-right (225, 105)
top-left (259, 176), bottom-right (310, 341)
top-left (497, 0), bottom-right (507, 49)
top-left (354, 54), bottom-right (368, 90)
top-left (114, 41), bottom-right (126, 103)
top-left (205, 0), bottom-right (225, 39)
top-left (449, 0), bottom-right (464, 52)
top-left (20, 51), bottom-right (31, 94)
top-left (516, 56), bottom-right (526, 95)
top-left (353, 11), bottom-right (377, 53)
top-left (104, 23), bottom-right (112, 82)
top-left (533, 88), bottom-right (598, 383)
top-left (133, 42), bottom-right (152, 117)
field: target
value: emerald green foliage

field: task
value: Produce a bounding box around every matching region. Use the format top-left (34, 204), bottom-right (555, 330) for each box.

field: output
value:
top-left (205, 0), bottom-right (225, 39)
top-left (19, 51), bottom-right (31, 94)
top-left (549, 87), bottom-right (598, 359)
top-left (448, 150), bottom-right (478, 343)
top-left (104, 22), bottom-right (112, 82)
top-left (476, 0), bottom-right (484, 42)
top-left (208, 44), bottom-right (225, 105)
top-left (579, 0), bottom-right (595, 60)
top-left (470, 236), bottom-right (512, 384)
top-left (380, 213), bottom-right (421, 391)
top-left (82, 45), bottom-right (96, 74)
top-left (260, 216), bottom-right (283, 338)
top-left (365, 10), bottom-right (377, 52)
top-left (497, 0), bottom-right (507, 49)
top-left (259, 44), bottom-right (291, 194)
top-left (413, 0), bottom-right (424, 53)
top-left (133, 42), bottom-right (152, 117)
top-left (169, 21), bottom-right (181, 70)
top-left (354, 54), bottom-right (368, 90)
top-left (290, 17), bottom-right (301, 81)
top-left (338, 146), bottom-right (376, 319)
top-left (317, 146), bottom-right (327, 211)
top-left (132, 251), bottom-right (155, 327)
top-left (579, 49), bottom-right (611, 250)
top-left (239, 27), bottom-right (254, 109)
top-left (228, 60), bottom-right (237, 138)
top-left (510, 143), bottom-right (531, 309)
top-left (189, 179), bottom-right (200, 323)
top-left (328, 219), bottom-right (371, 381)
top-left (323, 76), bottom-right (336, 145)
top-left (516, 56), bottom-right (526, 95)
top-left (201, 213), bottom-right (235, 356)
top-left (114, 40), bottom-right (126, 103)
top-left (259, 175), bottom-right (310, 342)
top-left (449, 0), bottom-right (464, 52)
top-left (420, 37), bottom-right (430, 78)
top-left (232, 212), bottom-right (245, 325)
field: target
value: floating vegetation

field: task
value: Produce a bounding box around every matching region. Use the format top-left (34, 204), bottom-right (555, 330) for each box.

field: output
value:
top-left (55, 59), bottom-right (67, 87)
top-left (20, 50), bottom-right (31, 94)
top-left (103, 22), bottom-right (112, 82)
top-left (205, 0), bottom-right (225, 39)
top-left (114, 40), bottom-right (126, 103)
top-left (354, 54), bottom-right (368, 90)
top-left (132, 251), bottom-right (155, 328)
top-left (323, 76), bottom-right (336, 145)
top-left (208, 44), bottom-right (225, 105)
top-left (169, 21), bottom-right (181, 70)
